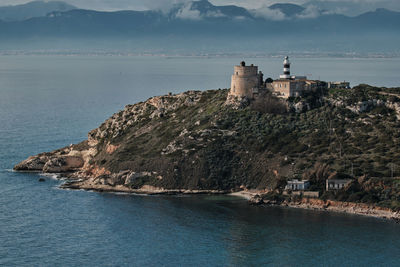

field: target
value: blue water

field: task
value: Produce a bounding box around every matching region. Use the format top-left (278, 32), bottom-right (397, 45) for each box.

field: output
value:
top-left (1, 55), bottom-right (400, 266)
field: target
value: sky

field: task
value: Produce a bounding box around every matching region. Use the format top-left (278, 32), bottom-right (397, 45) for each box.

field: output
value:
top-left (0, 0), bottom-right (399, 14)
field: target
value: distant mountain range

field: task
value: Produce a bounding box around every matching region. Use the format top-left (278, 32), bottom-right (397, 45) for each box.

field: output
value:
top-left (0, 0), bottom-right (399, 53)
top-left (0, 0), bottom-right (75, 22)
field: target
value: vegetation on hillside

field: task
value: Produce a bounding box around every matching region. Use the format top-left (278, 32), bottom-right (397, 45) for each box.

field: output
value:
top-left (86, 84), bottom-right (400, 210)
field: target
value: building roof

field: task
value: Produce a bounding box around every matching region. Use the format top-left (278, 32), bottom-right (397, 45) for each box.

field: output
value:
top-left (273, 79), bottom-right (299, 83)
top-left (288, 179), bottom-right (309, 184)
top-left (305, 80), bottom-right (318, 84)
top-left (327, 179), bottom-right (352, 183)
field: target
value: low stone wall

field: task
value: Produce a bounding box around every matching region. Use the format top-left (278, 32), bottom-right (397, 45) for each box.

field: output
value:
top-left (303, 191), bottom-right (320, 198)
top-left (283, 190), bottom-right (319, 198)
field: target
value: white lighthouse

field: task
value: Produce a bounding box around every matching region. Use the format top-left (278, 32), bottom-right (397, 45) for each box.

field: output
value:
top-left (279, 56), bottom-right (291, 79)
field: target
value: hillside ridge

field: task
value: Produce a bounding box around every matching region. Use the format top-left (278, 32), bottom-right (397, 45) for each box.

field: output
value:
top-left (14, 85), bottom-right (400, 216)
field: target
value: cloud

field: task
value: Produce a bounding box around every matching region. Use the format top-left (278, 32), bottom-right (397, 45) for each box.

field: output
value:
top-left (175, 2), bottom-right (201, 20)
top-left (174, 2), bottom-right (228, 20)
top-left (250, 6), bottom-right (286, 20)
top-left (205, 10), bottom-right (226, 18)
top-left (296, 5), bottom-right (321, 18)
top-left (143, 0), bottom-right (190, 12)
top-left (301, 0), bottom-right (400, 16)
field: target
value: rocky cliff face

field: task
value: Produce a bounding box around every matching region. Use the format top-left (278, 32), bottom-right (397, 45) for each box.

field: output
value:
top-left (14, 86), bottom-right (400, 211)
top-left (16, 89), bottom-right (284, 193)
top-left (14, 141), bottom-right (93, 173)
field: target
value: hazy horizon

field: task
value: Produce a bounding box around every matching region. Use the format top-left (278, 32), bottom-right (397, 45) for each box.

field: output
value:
top-left (0, 0), bottom-right (399, 15)
top-left (0, 0), bottom-right (399, 56)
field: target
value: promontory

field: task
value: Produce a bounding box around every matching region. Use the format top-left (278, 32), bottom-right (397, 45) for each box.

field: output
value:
top-left (14, 61), bottom-right (400, 221)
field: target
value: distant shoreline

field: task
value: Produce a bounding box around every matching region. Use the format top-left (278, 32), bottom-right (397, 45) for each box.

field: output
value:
top-left (0, 50), bottom-right (399, 59)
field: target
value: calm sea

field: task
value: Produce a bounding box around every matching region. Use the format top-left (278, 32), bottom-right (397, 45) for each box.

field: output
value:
top-left (0, 55), bottom-right (399, 266)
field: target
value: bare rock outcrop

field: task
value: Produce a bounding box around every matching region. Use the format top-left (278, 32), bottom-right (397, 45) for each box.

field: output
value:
top-left (88, 90), bottom-right (204, 142)
top-left (14, 155), bottom-right (50, 171)
top-left (43, 156), bottom-right (84, 173)
top-left (224, 94), bottom-right (250, 109)
top-left (14, 141), bottom-right (95, 173)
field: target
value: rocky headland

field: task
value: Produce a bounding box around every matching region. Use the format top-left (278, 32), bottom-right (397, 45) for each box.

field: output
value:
top-left (15, 85), bottom-right (400, 221)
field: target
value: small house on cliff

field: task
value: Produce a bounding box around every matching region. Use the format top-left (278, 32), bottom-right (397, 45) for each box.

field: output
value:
top-left (326, 179), bottom-right (352, 191)
top-left (285, 179), bottom-right (310, 191)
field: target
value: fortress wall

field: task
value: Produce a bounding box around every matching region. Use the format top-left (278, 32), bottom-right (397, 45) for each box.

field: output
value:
top-left (230, 64), bottom-right (262, 98)
top-left (230, 75), bottom-right (259, 98)
top-left (233, 66), bottom-right (258, 77)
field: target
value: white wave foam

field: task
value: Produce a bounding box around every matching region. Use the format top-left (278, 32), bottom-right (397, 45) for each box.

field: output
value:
top-left (39, 173), bottom-right (60, 180)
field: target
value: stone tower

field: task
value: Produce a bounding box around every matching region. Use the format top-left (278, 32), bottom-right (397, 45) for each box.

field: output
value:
top-left (230, 61), bottom-right (263, 99)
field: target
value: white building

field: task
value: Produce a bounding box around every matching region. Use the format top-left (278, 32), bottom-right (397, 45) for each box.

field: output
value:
top-left (285, 179), bottom-right (310, 191)
top-left (326, 179), bottom-right (352, 191)
top-left (272, 56), bottom-right (312, 99)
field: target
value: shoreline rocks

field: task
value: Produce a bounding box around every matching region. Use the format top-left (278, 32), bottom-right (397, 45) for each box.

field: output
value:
top-left (285, 198), bottom-right (400, 222)
top-left (60, 179), bottom-right (228, 196)
top-left (231, 190), bottom-right (400, 222)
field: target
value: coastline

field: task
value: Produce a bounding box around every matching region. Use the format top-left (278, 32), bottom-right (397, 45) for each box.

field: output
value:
top-left (231, 190), bottom-right (400, 222)
top-left (283, 198), bottom-right (400, 222)
top-left (61, 180), bottom-right (228, 196)
top-left (12, 86), bottom-right (400, 222)
top-left (61, 180), bottom-right (400, 222)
